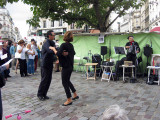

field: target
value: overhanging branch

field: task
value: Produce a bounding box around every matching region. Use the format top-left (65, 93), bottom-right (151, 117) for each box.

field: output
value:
top-left (104, 0), bottom-right (124, 25)
top-left (106, 9), bottom-right (125, 30)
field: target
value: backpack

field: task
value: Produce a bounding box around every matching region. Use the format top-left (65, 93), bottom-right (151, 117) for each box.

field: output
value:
top-left (147, 75), bottom-right (158, 85)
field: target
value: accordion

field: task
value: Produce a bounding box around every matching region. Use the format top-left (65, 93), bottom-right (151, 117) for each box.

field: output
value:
top-left (128, 44), bottom-right (136, 54)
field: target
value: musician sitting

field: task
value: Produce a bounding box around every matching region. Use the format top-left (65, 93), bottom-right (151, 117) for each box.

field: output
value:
top-left (125, 36), bottom-right (140, 65)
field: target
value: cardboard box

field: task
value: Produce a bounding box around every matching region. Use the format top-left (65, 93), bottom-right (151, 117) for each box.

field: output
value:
top-left (124, 61), bottom-right (133, 66)
top-left (102, 72), bottom-right (110, 79)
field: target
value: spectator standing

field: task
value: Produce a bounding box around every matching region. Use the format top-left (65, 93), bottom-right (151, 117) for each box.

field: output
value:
top-left (10, 42), bottom-right (17, 70)
top-left (31, 39), bottom-right (38, 71)
top-left (0, 42), bottom-right (5, 66)
top-left (17, 40), bottom-right (28, 77)
top-left (27, 44), bottom-right (35, 75)
top-left (38, 42), bottom-right (42, 51)
top-left (55, 40), bottom-right (60, 72)
top-left (0, 42), bottom-right (10, 118)
top-left (38, 42), bottom-right (42, 67)
top-left (0, 64), bottom-right (9, 120)
top-left (2, 41), bottom-right (10, 80)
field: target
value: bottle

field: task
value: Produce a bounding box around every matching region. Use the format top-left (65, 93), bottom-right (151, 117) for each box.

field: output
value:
top-left (110, 57), bottom-right (112, 62)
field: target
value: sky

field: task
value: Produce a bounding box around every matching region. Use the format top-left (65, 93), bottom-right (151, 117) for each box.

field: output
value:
top-left (6, 1), bottom-right (33, 39)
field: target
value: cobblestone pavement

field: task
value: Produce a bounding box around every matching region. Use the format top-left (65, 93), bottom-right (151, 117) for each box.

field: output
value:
top-left (2, 69), bottom-right (160, 120)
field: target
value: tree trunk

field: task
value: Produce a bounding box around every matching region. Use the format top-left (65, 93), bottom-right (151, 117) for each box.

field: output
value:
top-left (99, 26), bottom-right (107, 32)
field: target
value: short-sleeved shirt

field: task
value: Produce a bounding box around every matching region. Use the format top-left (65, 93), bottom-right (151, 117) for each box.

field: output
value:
top-left (17, 45), bottom-right (27, 59)
top-left (28, 49), bottom-right (35, 59)
top-left (31, 44), bottom-right (38, 56)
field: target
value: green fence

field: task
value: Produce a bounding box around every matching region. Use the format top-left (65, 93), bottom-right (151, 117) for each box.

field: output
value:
top-left (59, 32), bottom-right (160, 73)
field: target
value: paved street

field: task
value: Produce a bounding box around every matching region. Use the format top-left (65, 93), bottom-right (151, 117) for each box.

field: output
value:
top-left (2, 69), bottom-right (160, 120)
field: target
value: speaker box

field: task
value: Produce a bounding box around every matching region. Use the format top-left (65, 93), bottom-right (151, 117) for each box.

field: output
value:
top-left (144, 46), bottom-right (153, 57)
top-left (101, 46), bottom-right (107, 55)
top-left (92, 54), bottom-right (101, 68)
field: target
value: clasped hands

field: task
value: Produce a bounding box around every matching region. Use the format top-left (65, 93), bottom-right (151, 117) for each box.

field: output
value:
top-left (49, 46), bottom-right (68, 56)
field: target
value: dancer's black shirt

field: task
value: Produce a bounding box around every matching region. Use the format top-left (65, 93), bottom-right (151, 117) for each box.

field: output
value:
top-left (41, 39), bottom-right (55, 68)
top-left (57, 42), bottom-right (75, 68)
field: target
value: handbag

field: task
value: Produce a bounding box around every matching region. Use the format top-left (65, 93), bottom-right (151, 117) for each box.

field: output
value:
top-left (15, 52), bottom-right (21, 58)
top-left (0, 73), bottom-right (6, 88)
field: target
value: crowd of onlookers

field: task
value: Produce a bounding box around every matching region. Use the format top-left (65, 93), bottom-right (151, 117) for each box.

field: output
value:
top-left (0, 38), bottom-right (60, 79)
top-left (15, 39), bottom-right (42, 77)
top-left (0, 39), bottom-right (44, 79)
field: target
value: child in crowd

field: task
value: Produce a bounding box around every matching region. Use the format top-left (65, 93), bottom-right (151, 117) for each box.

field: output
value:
top-left (27, 44), bottom-right (35, 75)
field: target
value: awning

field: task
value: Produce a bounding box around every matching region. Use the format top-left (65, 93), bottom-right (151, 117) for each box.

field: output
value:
top-left (150, 27), bottom-right (160, 32)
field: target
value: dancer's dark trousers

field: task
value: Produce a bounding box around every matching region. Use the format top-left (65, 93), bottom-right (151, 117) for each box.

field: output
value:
top-left (62, 67), bottom-right (76, 98)
top-left (18, 59), bottom-right (27, 76)
top-left (37, 66), bottom-right (53, 97)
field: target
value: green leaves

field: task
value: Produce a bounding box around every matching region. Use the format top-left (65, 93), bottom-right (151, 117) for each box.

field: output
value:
top-left (1, 0), bottom-right (146, 32)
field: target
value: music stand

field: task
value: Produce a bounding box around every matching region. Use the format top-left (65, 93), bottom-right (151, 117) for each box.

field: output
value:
top-left (114, 47), bottom-right (126, 61)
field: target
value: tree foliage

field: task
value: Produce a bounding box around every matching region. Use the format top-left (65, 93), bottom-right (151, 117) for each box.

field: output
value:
top-left (1, 0), bottom-right (146, 32)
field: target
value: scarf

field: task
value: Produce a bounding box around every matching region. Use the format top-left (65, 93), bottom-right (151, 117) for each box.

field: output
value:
top-left (130, 41), bottom-right (134, 45)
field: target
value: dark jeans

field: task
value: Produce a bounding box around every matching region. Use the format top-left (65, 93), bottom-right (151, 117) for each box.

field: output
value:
top-left (62, 67), bottom-right (76, 98)
top-left (34, 55), bottom-right (38, 71)
top-left (18, 59), bottom-right (27, 76)
top-left (37, 66), bottom-right (53, 97)
top-left (0, 89), bottom-right (2, 120)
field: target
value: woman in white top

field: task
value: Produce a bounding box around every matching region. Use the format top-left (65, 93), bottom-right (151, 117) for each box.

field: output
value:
top-left (17, 40), bottom-right (28, 77)
top-left (27, 44), bottom-right (35, 74)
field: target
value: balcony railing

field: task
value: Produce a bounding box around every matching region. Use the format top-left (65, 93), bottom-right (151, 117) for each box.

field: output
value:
top-left (1, 27), bottom-right (9, 32)
top-left (1, 35), bottom-right (8, 38)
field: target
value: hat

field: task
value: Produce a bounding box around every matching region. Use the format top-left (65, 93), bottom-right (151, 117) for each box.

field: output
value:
top-left (31, 39), bottom-right (35, 42)
top-left (0, 42), bottom-right (3, 46)
top-left (127, 36), bottom-right (134, 39)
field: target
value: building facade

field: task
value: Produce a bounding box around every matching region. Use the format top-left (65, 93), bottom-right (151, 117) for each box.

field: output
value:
top-left (132, 9), bottom-right (141, 32)
top-left (149, 0), bottom-right (160, 30)
top-left (28, 18), bottom-right (89, 39)
top-left (119, 0), bottom-right (160, 33)
top-left (140, 2), bottom-right (146, 32)
top-left (120, 13), bottom-right (133, 32)
top-left (0, 6), bottom-right (21, 41)
top-left (120, 9), bottom-right (141, 33)
top-left (28, 18), bottom-right (68, 38)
